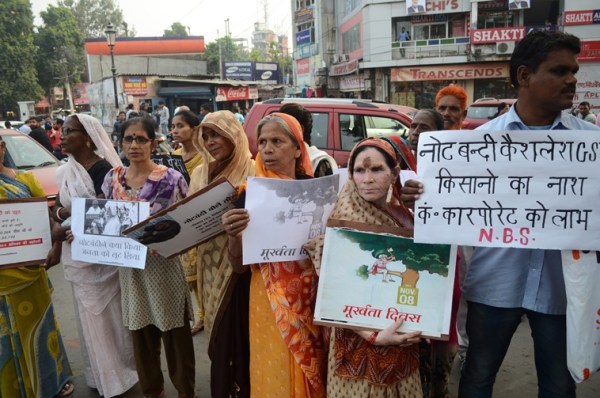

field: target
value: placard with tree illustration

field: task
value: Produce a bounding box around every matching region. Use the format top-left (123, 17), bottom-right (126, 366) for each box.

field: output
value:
top-left (314, 226), bottom-right (457, 339)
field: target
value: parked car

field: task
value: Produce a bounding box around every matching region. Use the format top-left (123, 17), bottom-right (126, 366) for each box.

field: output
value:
top-left (1, 128), bottom-right (60, 205)
top-left (1, 120), bottom-right (25, 131)
top-left (244, 98), bottom-right (416, 167)
top-left (462, 98), bottom-right (517, 129)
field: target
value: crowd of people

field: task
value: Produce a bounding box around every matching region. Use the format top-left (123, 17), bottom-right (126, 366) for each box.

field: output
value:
top-left (1, 30), bottom-right (598, 398)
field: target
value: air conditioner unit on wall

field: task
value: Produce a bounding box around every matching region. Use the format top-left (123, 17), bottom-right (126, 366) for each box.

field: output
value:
top-left (496, 42), bottom-right (515, 55)
top-left (341, 54), bottom-right (350, 62)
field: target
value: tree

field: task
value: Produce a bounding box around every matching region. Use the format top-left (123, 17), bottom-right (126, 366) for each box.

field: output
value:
top-left (58, 0), bottom-right (125, 38)
top-left (163, 22), bottom-right (188, 37)
top-left (0, 0), bottom-right (42, 117)
top-left (202, 36), bottom-right (249, 75)
top-left (35, 5), bottom-right (85, 107)
top-left (338, 229), bottom-right (451, 288)
top-left (267, 41), bottom-right (292, 84)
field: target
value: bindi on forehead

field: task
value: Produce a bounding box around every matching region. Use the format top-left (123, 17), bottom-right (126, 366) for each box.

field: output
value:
top-left (360, 156), bottom-right (372, 168)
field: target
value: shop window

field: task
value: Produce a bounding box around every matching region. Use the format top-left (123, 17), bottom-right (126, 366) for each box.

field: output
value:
top-left (342, 24), bottom-right (361, 53)
top-left (478, 12), bottom-right (515, 29)
top-left (474, 79), bottom-right (515, 100)
top-left (310, 112), bottom-right (329, 148)
top-left (414, 23), bottom-right (447, 40)
top-left (342, 0), bottom-right (361, 17)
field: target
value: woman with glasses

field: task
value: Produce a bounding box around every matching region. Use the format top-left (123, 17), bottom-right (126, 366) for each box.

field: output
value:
top-left (51, 114), bottom-right (138, 398)
top-left (102, 116), bottom-right (195, 398)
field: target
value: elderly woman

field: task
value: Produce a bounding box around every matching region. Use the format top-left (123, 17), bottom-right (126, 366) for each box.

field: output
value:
top-left (102, 116), bottom-right (194, 398)
top-left (0, 136), bottom-right (74, 397)
top-left (171, 110), bottom-right (206, 334)
top-left (188, 110), bottom-right (254, 397)
top-left (222, 113), bottom-right (326, 397)
top-left (304, 137), bottom-right (423, 397)
top-left (52, 114), bottom-right (138, 398)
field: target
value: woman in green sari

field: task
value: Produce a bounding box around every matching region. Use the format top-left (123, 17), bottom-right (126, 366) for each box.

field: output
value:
top-left (0, 137), bottom-right (73, 398)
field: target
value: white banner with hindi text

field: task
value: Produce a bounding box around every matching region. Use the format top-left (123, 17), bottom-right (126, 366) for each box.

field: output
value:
top-left (414, 130), bottom-right (600, 250)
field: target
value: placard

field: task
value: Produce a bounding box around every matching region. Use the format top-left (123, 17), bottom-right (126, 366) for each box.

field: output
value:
top-left (243, 174), bottom-right (340, 264)
top-left (123, 177), bottom-right (235, 258)
top-left (70, 198), bottom-right (149, 268)
top-left (0, 198), bottom-right (52, 268)
top-left (414, 130), bottom-right (600, 250)
top-left (314, 226), bottom-right (457, 339)
top-left (151, 154), bottom-right (190, 183)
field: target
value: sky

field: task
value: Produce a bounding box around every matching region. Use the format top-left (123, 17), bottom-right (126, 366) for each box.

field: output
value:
top-left (30, 0), bottom-right (293, 47)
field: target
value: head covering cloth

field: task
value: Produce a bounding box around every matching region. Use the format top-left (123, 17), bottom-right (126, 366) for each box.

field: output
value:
top-left (194, 110), bottom-right (254, 189)
top-left (255, 112), bottom-right (313, 179)
top-left (56, 114), bottom-right (122, 207)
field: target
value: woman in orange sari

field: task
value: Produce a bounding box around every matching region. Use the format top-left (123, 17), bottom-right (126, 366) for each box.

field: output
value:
top-left (222, 113), bottom-right (326, 397)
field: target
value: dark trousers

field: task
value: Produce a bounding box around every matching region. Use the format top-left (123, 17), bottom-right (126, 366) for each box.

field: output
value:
top-left (459, 301), bottom-right (575, 398)
top-left (210, 269), bottom-right (251, 398)
top-left (131, 313), bottom-right (196, 398)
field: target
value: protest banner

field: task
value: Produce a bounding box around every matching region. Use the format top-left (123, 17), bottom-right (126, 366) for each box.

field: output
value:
top-left (70, 198), bottom-right (149, 268)
top-left (243, 174), bottom-right (340, 264)
top-left (123, 177), bottom-right (235, 258)
top-left (314, 224), bottom-right (457, 339)
top-left (0, 198), bottom-right (52, 268)
top-left (414, 130), bottom-right (600, 250)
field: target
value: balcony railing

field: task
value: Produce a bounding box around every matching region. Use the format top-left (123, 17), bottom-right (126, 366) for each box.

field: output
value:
top-left (392, 36), bottom-right (470, 60)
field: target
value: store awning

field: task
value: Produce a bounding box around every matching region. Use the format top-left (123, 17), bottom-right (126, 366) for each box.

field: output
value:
top-left (157, 86), bottom-right (213, 97)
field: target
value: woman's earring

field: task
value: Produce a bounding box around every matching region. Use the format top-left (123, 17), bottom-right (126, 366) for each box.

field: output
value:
top-left (86, 140), bottom-right (92, 149)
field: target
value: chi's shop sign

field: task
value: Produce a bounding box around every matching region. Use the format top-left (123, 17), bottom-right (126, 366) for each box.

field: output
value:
top-left (215, 86), bottom-right (257, 102)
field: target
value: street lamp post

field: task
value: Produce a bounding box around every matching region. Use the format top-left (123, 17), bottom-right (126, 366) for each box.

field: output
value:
top-left (104, 23), bottom-right (119, 109)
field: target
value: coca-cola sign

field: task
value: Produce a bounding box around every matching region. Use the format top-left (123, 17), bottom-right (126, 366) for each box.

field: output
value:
top-left (216, 86), bottom-right (253, 102)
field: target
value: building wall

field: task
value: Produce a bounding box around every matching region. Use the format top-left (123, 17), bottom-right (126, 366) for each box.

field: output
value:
top-left (87, 55), bottom-right (207, 82)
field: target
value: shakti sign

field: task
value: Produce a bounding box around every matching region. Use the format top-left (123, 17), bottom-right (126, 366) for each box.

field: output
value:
top-left (215, 86), bottom-right (258, 102)
top-left (391, 63), bottom-right (508, 82)
top-left (471, 27), bottom-right (526, 44)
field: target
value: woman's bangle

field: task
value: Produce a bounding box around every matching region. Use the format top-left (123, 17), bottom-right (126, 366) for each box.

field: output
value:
top-left (55, 207), bottom-right (64, 222)
top-left (366, 331), bottom-right (378, 345)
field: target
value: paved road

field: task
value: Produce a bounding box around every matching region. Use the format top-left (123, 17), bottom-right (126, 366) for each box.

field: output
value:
top-left (47, 265), bottom-right (600, 397)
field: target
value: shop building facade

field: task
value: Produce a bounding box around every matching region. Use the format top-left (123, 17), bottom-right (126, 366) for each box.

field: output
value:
top-left (292, 0), bottom-right (599, 111)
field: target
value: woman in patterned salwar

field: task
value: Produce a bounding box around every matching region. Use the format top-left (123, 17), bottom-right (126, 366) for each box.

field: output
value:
top-left (304, 137), bottom-right (423, 398)
top-left (222, 113), bottom-right (327, 397)
top-left (188, 110), bottom-right (254, 397)
top-left (0, 137), bottom-right (73, 398)
top-left (101, 116), bottom-right (195, 398)
top-left (171, 110), bottom-right (206, 335)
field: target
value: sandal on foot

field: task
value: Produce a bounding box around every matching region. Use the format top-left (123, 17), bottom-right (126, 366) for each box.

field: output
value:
top-left (57, 382), bottom-right (74, 397)
top-left (191, 319), bottom-right (204, 335)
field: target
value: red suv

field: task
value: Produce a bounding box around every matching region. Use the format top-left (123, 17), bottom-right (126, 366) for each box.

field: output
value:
top-left (243, 98), bottom-right (416, 167)
top-left (462, 98), bottom-right (516, 129)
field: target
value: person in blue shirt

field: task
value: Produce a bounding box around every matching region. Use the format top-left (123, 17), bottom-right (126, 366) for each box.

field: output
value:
top-left (402, 30), bottom-right (599, 398)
